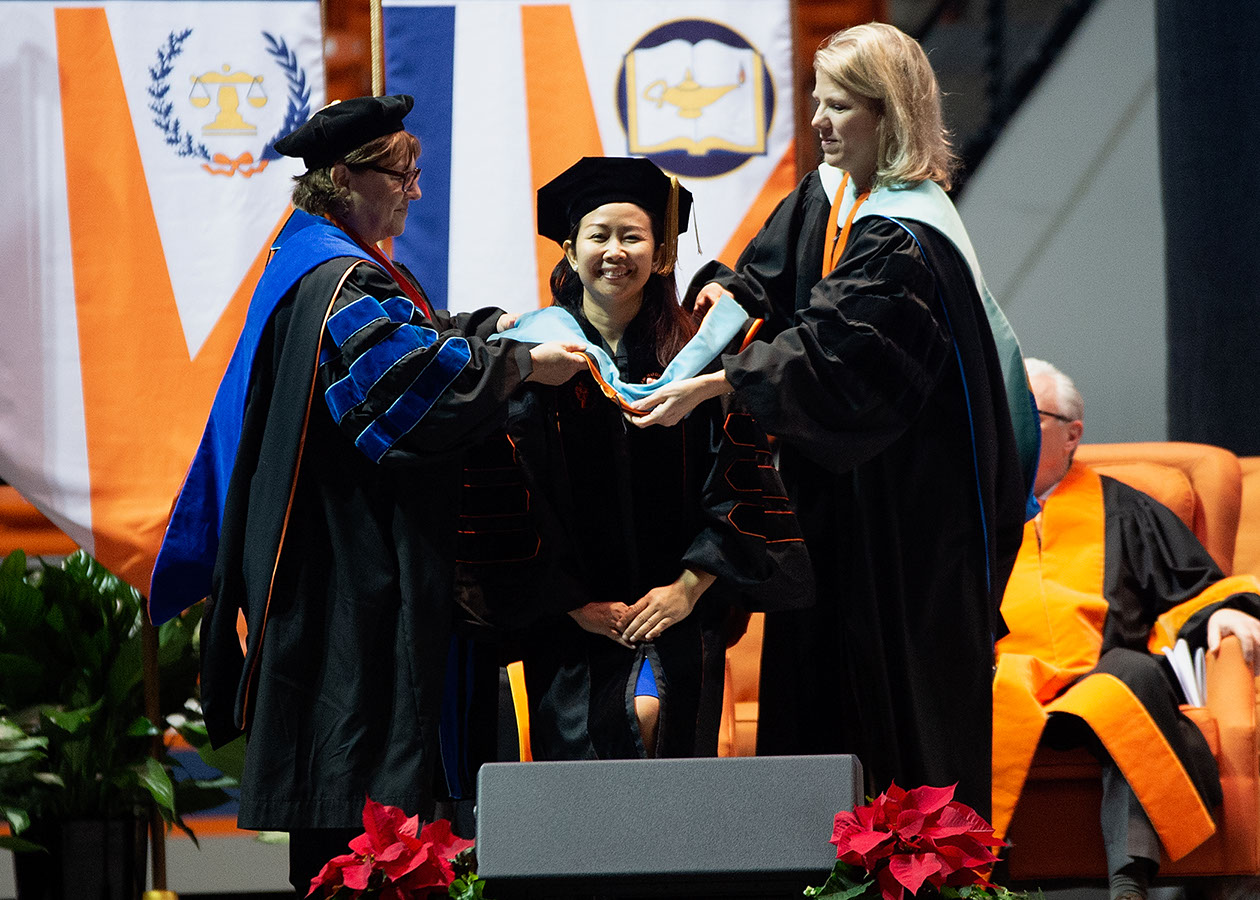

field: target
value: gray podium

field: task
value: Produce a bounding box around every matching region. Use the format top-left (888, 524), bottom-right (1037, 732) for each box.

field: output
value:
top-left (475, 754), bottom-right (863, 898)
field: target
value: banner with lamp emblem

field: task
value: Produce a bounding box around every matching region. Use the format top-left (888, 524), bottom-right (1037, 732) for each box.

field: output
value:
top-left (0, 0), bottom-right (323, 593)
top-left (380, 0), bottom-right (796, 316)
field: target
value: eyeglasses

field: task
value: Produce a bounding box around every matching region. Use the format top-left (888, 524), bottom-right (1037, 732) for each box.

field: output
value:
top-left (354, 163), bottom-right (421, 191)
top-left (1038, 409), bottom-right (1076, 424)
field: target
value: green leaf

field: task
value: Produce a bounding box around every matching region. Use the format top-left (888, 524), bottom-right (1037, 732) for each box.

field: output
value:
top-left (448, 873), bottom-right (488, 900)
top-left (0, 718), bottom-right (31, 741)
top-left (2, 806), bottom-right (31, 834)
top-left (0, 834), bottom-right (47, 853)
top-left (184, 732), bottom-right (246, 782)
top-left (171, 778), bottom-right (236, 816)
top-left (804, 885), bottom-right (874, 900)
top-left (106, 631), bottom-right (145, 706)
top-left (136, 756), bottom-right (176, 815)
top-left (803, 863), bottom-right (876, 900)
top-left (40, 702), bottom-right (99, 735)
top-left (0, 748), bottom-right (45, 765)
top-left (125, 716), bottom-right (161, 738)
top-left (0, 728), bottom-right (47, 753)
top-left (0, 551), bottom-right (216, 836)
top-left (0, 553), bottom-right (43, 638)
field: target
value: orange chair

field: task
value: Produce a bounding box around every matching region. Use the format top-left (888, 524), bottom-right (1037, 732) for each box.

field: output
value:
top-left (718, 613), bottom-right (764, 757)
top-left (1074, 441), bottom-right (1242, 575)
top-left (1235, 457), bottom-right (1260, 579)
top-left (1003, 441), bottom-right (1260, 881)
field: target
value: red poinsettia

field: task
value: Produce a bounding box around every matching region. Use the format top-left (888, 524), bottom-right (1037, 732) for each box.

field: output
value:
top-left (829, 783), bottom-right (1005, 900)
top-left (308, 797), bottom-right (474, 899)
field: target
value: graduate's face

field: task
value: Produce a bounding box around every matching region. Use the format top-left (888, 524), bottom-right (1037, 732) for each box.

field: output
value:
top-left (334, 149), bottom-right (423, 245)
top-left (811, 72), bottom-right (881, 192)
top-left (564, 203), bottom-right (662, 311)
top-left (1031, 373), bottom-right (1084, 496)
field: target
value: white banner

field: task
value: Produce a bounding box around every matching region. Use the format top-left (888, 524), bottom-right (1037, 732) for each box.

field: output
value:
top-left (382, 0), bottom-right (797, 314)
top-left (0, 0), bottom-right (323, 589)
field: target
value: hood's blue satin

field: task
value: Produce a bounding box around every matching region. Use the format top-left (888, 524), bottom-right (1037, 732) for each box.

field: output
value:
top-left (148, 211), bottom-right (373, 624)
top-left (492, 293), bottom-right (749, 403)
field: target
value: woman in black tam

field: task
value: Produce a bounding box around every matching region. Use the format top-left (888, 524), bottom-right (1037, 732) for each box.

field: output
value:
top-left (166, 95), bottom-right (588, 894)
top-left (502, 157), bottom-right (812, 761)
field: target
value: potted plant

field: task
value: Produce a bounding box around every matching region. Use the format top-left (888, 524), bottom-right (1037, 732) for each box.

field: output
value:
top-left (307, 796), bottom-right (485, 900)
top-left (0, 549), bottom-right (238, 899)
top-left (806, 783), bottom-right (1043, 900)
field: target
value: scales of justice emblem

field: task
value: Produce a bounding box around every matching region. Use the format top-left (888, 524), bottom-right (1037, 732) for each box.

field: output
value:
top-left (148, 29), bottom-right (311, 177)
top-left (619, 19), bottom-right (775, 178)
top-left (188, 64), bottom-right (269, 136)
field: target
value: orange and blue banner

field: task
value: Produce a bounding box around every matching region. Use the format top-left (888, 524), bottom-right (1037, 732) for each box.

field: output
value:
top-left (0, 0), bottom-right (323, 592)
top-left (382, 0), bottom-right (797, 314)
top-left (0, 0), bottom-right (794, 599)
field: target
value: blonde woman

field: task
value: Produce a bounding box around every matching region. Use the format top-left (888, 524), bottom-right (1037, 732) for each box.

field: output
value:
top-left (634, 23), bottom-right (1034, 817)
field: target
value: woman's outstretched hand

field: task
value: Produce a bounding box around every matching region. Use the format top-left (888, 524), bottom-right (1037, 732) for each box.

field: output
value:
top-left (689, 281), bottom-right (727, 320)
top-left (527, 341), bottom-right (588, 385)
top-left (629, 370), bottom-right (734, 428)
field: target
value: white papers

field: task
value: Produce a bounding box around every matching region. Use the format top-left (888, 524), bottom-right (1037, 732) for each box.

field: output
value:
top-left (1161, 638), bottom-right (1206, 707)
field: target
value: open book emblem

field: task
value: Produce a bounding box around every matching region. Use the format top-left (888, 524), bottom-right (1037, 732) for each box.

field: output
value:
top-left (618, 19), bottom-right (774, 177)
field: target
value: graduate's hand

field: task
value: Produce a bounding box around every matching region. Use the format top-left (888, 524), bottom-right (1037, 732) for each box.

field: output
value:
top-left (628, 371), bottom-right (733, 428)
top-left (619, 569), bottom-right (716, 643)
top-left (568, 601), bottom-right (635, 647)
top-left (690, 282), bottom-right (726, 320)
top-left (527, 341), bottom-right (588, 385)
top-left (496, 311), bottom-right (521, 333)
top-left (1207, 608), bottom-right (1260, 675)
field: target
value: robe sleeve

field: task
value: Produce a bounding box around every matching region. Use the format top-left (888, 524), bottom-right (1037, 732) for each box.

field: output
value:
top-left (685, 176), bottom-right (825, 335)
top-left (1099, 477), bottom-right (1260, 649)
top-left (687, 202), bottom-right (803, 331)
top-left (679, 398), bottom-right (815, 611)
top-left (317, 262), bottom-right (534, 464)
top-left (721, 216), bottom-right (953, 474)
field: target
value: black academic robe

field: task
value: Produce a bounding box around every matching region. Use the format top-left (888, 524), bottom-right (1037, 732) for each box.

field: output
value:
top-left (993, 464), bottom-right (1260, 857)
top-left (496, 310), bottom-right (813, 760)
top-left (202, 253), bottom-right (533, 830)
top-left (691, 171), bottom-right (1027, 816)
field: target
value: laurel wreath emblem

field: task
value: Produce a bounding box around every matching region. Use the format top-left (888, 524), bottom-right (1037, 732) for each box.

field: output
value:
top-left (146, 29), bottom-right (311, 166)
top-left (259, 31), bottom-right (312, 160)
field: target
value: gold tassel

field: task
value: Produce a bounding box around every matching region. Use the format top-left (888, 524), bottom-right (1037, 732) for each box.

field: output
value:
top-left (660, 175), bottom-right (680, 275)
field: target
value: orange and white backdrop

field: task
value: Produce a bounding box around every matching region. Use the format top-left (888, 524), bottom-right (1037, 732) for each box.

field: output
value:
top-left (383, 0), bottom-right (797, 315)
top-left (0, 0), bottom-right (792, 596)
top-left (0, 0), bottom-right (323, 589)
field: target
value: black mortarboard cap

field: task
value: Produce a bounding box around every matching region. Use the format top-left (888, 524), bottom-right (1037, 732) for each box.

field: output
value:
top-left (273, 94), bottom-right (415, 169)
top-left (537, 157), bottom-right (693, 272)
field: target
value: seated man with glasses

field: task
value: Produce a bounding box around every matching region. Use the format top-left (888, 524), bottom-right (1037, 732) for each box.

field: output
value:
top-left (991, 358), bottom-right (1260, 900)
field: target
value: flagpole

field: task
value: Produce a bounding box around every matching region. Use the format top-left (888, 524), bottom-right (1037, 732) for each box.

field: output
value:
top-left (141, 614), bottom-right (178, 900)
top-left (319, 0), bottom-right (331, 100)
top-left (370, 0), bottom-right (384, 96)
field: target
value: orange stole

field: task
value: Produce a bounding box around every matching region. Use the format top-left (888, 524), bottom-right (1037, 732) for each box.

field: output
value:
top-left (992, 463), bottom-right (1217, 860)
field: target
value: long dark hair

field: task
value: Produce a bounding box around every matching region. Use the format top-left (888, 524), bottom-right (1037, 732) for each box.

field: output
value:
top-left (548, 217), bottom-right (695, 369)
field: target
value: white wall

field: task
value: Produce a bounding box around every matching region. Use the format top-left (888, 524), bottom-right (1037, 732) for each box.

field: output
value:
top-left (959, 0), bottom-right (1167, 442)
top-left (0, 831), bottom-right (291, 897)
